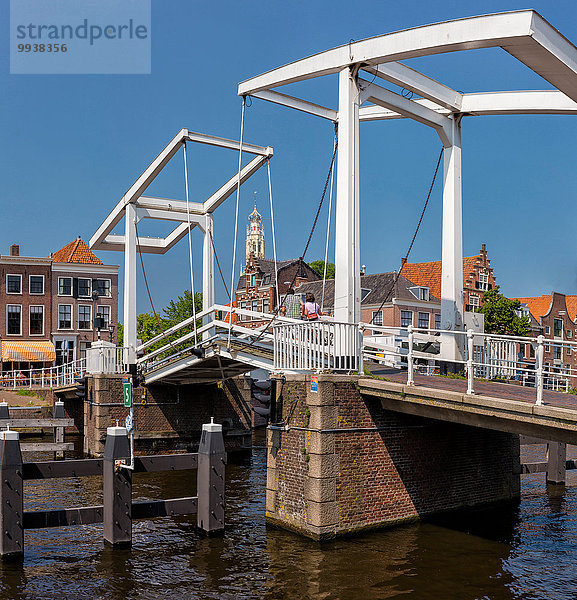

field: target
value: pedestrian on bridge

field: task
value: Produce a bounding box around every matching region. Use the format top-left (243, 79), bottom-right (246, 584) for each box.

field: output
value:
top-left (304, 293), bottom-right (322, 321)
top-left (282, 288), bottom-right (303, 319)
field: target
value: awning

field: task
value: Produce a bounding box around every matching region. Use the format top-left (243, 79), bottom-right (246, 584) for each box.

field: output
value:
top-left (1, 341), bottom-right (56, 363)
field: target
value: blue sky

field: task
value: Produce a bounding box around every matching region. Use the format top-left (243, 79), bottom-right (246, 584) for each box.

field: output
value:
top-left (2, 0), bottom-right (577, 317)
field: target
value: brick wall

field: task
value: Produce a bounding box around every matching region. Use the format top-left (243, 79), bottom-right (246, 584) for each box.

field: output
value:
top-left (83, 374), bottom-right (253, 457)
top-left (266, 374), bottom-right (520, 540)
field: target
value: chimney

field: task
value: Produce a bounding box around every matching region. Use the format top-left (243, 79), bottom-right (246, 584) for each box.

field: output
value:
top-left (360, 264), bottom-right (366, 276)
top-left (481, 243), bottom-right (486, 254)
top-left (10, 244), bottom-right (19, 257)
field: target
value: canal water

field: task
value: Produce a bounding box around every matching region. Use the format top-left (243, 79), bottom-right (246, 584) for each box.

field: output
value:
top-left (0, 436), bottom-right (576, 600)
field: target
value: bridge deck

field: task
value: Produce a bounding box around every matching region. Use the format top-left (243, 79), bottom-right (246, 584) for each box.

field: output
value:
top-left (361, 368), bottom-right (577, 444)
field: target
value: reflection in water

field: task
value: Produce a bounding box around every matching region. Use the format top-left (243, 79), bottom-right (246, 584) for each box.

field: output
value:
top-left (0, 437), bottom-right (575, 599)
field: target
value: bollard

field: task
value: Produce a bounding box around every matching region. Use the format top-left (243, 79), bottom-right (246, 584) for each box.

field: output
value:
top-left (547, 441), bottom-right (567, 485)
top-left (197, 419), bottom-right (226, 535)
top-left (53, 401), bottom-right (65, 460)
top-left (0, 430), bottom-right (23, 559)
top-left (103, 426), bottom-right (132, 547)
top-left (0, 402), bottom-right (9, 420)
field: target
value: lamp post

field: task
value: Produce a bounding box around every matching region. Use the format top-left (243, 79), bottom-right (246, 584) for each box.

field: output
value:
top-left (108, 323), bottom-right (116, 344)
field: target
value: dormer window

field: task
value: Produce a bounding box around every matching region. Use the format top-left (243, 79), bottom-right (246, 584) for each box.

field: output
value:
top-left (361, 288), bottom-right (372, 302)
top-left (409, 286), bottom-right (429, 301)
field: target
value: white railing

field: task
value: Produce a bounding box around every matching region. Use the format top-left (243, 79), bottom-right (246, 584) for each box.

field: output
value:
top-left (86, 345), bottom-right (130, 375)
top-left (273, 321), bottom-right (362, 373)
top-left (0, 359), bottom-right (86, 389)
top-left (361, 323), bottom-right (577, 405)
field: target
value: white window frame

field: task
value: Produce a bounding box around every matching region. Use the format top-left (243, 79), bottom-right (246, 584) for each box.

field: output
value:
top-left (435, 313), bottom-right (441, 330)
top-left (94, 278), bottom-right (112, 298)
top-left (418, 312), bottom-right (430, 329)
top-left (6, 304), bottom-right (22, 335)
top-left (28, 274), bottom-right (45, 295)
top-left (78, 304), bottom-right (92, 330)
top-left (6, 274), bottom-right (22, 295)
top-left (372, 310), bottom-right (383, 335)
top-left (400, 310), bottom-right (413, 328)
top-left (58, 304), bottom-right (73, 330)
top-left (97, 305), bottom-right (111, 327)
top-left (469, 295), bottom-right (480, 309)
top-left (58, 277), bottom-right (73, 296)
top-left (77, 278), bottom-right (92, 298)
top-left (478, 272), bottom-right (489, 291)
top-left (29, 305), bottom-right (45, 336)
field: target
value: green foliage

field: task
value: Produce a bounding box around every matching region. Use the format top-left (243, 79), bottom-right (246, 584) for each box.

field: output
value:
top-left (476, 285), bottom-right (531, 336)
top-left (16, 390), bottom-right (37, 397)
top-left (117, 322), bottom-right (123, 347)
top-left (309, 260), bottom-right (335, 280)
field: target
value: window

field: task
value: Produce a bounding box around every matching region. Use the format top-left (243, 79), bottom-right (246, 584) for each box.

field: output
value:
top-left (78, 278), bottom-right (91, 298)
top-left (97, 305), bottom-right (111, 327)
top-left (478, 272), bottom-right (489, 291)
top-left (469, 295), bottom-right (479, 309)
top-left (29, 275), bottom-right (44, 295)
top-left (554, 345), bottom-right (562, 361)
top-left (372, 310), bottom-right (383, 335)
top-left (409, 287), bottom-right (429, 301)
top-left (554, 318), bottom-right (563, 339)
top-left (78, 305), bottom-right (92, 330)
top-left (568, 330), bottom-right (572, 339)
top-left (94, 279), bottom-right (111, 297)
top-left (567, 346), bottom-right (572, 356)
top-left (545, 343), bottom-right (551, 353)
top-left (361, 288), bottom-right (372, 302)
top-left (545, 325), bottom-right (550, 335)
top-left (400, 310), bottom-right (412, 327)
top-left (55, 340), bottom-right (74, 365)
top-left (59, 277), bottom-right (72, 296)
top-left (435, 314), bottom-right (441, 330)
top-left (29, 306), bottom-right (44, 335)
top-left (58, 305), bottom-right (72, 329)
top-left (263, 299), bottom-right (270, 313)
top-left (418, 312), bottom-right (429, 329)
top-left (240, 301), bottom-right (246, 310)
top-left (6, 274), bottom-right (22, 294)
top-left (252, 300), bottom-right (259, 313)
top-left (79, 341), bottom-right (90, 360)
top-left (7, 305), bottom-right (21, 335)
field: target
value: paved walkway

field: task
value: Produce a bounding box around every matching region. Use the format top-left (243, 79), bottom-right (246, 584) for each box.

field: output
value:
top-left (368, 367), bottom-right (577, 411)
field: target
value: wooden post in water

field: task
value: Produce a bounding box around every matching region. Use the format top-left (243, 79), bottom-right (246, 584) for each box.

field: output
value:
top-left (546, 441), bottom-right (567, 485)
top-left (53, 401), bottom-right (66, 460)
top-left (103, 426), bottom-right (132, 546)
top-left (0, 429), bottom-right (23, 559)
top-left (197, 419), bottom-right (226, 534)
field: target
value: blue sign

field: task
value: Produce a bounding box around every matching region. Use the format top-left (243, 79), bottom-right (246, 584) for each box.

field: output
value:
top-left (311, 375), bottom-right (318, 393)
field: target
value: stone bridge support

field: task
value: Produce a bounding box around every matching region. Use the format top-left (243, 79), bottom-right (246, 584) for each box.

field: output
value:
top-left (83, 374), bottom-right (253, 457)
top-left (266, 374), bottom-right (520, 540)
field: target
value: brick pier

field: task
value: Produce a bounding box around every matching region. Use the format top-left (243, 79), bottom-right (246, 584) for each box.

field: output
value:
top-left (266, 374), bottom-right (520, 540)
top-left (83, 374), bottom-right (253, 457)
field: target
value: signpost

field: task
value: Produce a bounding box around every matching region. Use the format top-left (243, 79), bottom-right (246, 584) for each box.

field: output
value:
top-left (123, 376), bottom-right (132, 408)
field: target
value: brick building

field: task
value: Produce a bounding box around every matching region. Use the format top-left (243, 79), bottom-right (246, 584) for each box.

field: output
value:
top-left (512, 292), bottom-right (577, 372)
top-left (234, 203), bottom-right (320, 328)
top-left (50, 238), bottom-right (119, 364)
top-left (0, 239), bottom-right (118, 371)
top-left (297, 272), bottom-right (441, 334)
top-left (401, 243), bottom-right (496, 312)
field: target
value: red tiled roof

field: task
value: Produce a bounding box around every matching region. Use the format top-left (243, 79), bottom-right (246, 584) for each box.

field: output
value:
top-left (401, 255), bottom-right (483, 300)
top-left (566, 296), bottom-right (577, 321)
top-left (52, 238), bottom-right (103, 265)
top-left (512, 295), bottom-right (553, 322)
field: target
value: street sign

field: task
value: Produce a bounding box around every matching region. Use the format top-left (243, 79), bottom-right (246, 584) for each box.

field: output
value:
top-left (123, 376), bottom-right (132, 408)
top-left (125, 413), bottom-right (133, 432)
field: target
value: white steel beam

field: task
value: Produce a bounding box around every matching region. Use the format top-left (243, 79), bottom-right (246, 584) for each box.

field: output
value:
top-left (203, 213), bottom-right (215, 341)
top-left (138, 196), bottom-right (205, 215)
top-left (440, 117), bottom-right (465, 363)
top-left (203, 155), bottom-right (269, 213)
top-left (124, 203), bottom-right (138, 364)
top-left (238, 11), bottom-right (537, 94)
top-left (98, 234), bottom-right (167, 254)
top-left (91, 129), bottom-right (187, 249)
top-left (186, 131), bottom-right (273, 157)
top-left (359, 79), bottom-right (452, 146)
top-left (358, 90), bottom-right (577, 121)
top-left (361, 63), bottom-right (462, 111)
top-left (249, 90), bottom-right (338, 121)
top-left (135, 207), bottom-right (207, 224)
top-left (334, 67), bottom-right (361, 324)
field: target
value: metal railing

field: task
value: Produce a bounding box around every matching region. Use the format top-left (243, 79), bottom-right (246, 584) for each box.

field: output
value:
top-left (273, 321), bottom-right (362, 372)
top-left (362, 323), bottom-right (577, 405)
top-left (0, 359), bottom-right (86, 389)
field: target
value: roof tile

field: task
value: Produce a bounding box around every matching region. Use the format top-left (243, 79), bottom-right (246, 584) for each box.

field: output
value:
top-left (52, 238), bottom-right (103, 265)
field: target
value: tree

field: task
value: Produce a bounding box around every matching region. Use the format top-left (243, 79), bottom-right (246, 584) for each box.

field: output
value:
top-left (477, 286), bottom-right (531, 336)
top-left (310, 260), bottom-right (335, 280)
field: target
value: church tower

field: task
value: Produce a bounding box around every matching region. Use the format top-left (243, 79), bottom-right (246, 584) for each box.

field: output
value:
top-left (246, 193), bottom-right (265, 260)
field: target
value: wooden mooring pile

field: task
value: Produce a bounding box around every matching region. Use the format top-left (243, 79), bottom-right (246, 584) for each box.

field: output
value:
top-left (0, 420), bottom-right (226, 560)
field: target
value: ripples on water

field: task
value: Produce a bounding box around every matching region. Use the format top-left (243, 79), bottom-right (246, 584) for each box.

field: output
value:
top-left (1, 437), bottom-right (576, 600)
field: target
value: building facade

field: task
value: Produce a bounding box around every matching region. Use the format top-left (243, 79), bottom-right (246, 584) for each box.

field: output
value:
top-left (401, 244), bottom-right (496, 313)
top-left (0, 239), bottom-right (118, 371)
top-left (234, 204), bottom-right (320, 328)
